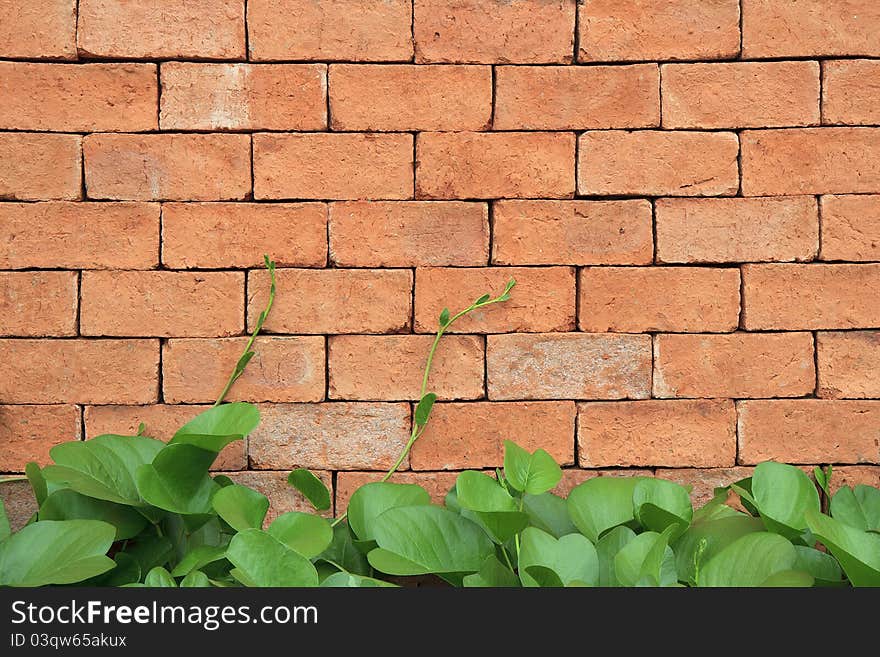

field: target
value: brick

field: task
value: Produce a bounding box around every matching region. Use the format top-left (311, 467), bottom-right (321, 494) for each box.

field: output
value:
top-left (0, 405), bottom-right (81, 471)
top-left (414, 267), bottom-right (575, 334)
top-left (662, 62), bottom-right (820, 129)
top-left (818, 332), bottom-right (880, 399)
top-left (329, 201), bottom-right (488, 267)
top-left (81, 271), bottom-right (244, 338)
top-left (329, 335), bottom-right (484, 401)
top-left (84, 134), bottom-right (250, 202)
top-left (656, 197), bottom-right (819, 264)
top-left (411, 401), bottom-right (575, 470)
top-left (248, 403), bottom-right (411, 470)
top-left (254, 133), bottom-right (412, 200)
top-left (494, 64), bottom-right (659, 130)
top-left (741, 128), bottom-right (880, 196)
top-left (742, 264), bottom-right (880, 330)
top-left (738, 400), bottom-right (880, 465)
top-left (0, 134), bottom-right (81, 201)
top-left (248, 0), bottom-right (412, 61)
top-left (828, 466), bottom-right (880, 494)
top-left (162, 203), bottom-right (327, 269)
top-left (655, 467), bottom-right (755, 508)
top-left (416, 132), bottom-right (575, 199)
top-left (555, 469), bottom-right (655, 498)
top-left (492, 200), bottom-right (652, 266)
top-left (336, 471), bottom-right (458, 510)
top-left (580, 267), bottom-right (741, 333)
top-left (0, 63), bottom-right (157, 132)
top-left (579, 400), bottom-right (736, 468)
top-left (163, 337), bottom-right (325, 404)
top-left (248, 268), bottom-right (412, 334)
top-left (0, 272), bottom-right (77, 337)
top-left (0, 0), bottom-right (76, 58)
top-left (487, 333), bottom-right (650, 401)
top-left (225, 471), bottom-right (333, 523)
top-left (0, 339), bottom-right (158, 404)
top-left (654, 333), bottom-right (816, 398)
top-left (0, 482), bottom-right (37, 531)
top-left (823, 60), bottom-right (880, 125)
top-left (578, 131), bottom-right (739, 196)
top-left (330, 65), bottom-right (491, 131)
top-left (742, 0), bottom-right (880, 58)
top-left (0, 202), bottom-right (159, 269)
top-left (78, 0), bottom-right (245, 59)
top-left (414, 0), bottom-right (575, 64)
top-left (579, 0), bottom-right (740, 62)
top-left (820, 195), bottom-right (880, 262)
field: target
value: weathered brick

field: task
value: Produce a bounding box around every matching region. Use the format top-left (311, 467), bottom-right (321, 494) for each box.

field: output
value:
top-left (818, 332), bottom-right (880, 399)
top-left (81, 271), bottom-right (244, 338)
top-left (828, 466), bottom-right (880, 494)
top-left (0, 405), bottom-right (81, 471)
top-left (820, 195), bottom-right (880, 262)
top-left (655, 467), bottom-right (755, 508)
top-left (414, 267), bottom-right (575, 333)
top-left (487, 333), bottom-right (650, 401)
top-left (0, 0), bottom-right (76, 59)
top-left (416, 132), bottom-right (575, 199)
top-left (578, 131), bottom-right (739, 196)
top-left (225, 470), bottom-right (333, 522)
top-left (0, 271), bottom-right (77, 337)
top-left (656, 197), bottom-right (819, 263)
top-left (336, 471), bottom-right (458, 509)
top-left (0, 481), bottom-right (38, 531)
top-left (0, 133), bottom-right (81, 201)
top-left (580, 267), bottom-right (741, 333)
top-left (823, 60), bottom-right (880, 125)
top-left (579, 400), bottom-right (736, 468)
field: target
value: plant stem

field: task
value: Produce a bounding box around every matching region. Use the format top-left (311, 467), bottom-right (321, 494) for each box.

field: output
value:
top-left (501, 546), bottom-right (516, 573)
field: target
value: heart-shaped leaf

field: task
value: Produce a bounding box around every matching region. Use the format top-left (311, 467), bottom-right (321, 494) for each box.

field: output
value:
top-left (805, 509), bottom-right (880, 587)
top-left (518, 527), bottom-right (599, 587)
top-left (268, 512), bottom-right (333, 558)
top-left (144, 566), bottom-right (177, 588)
top-left (39, 489), bottom-right (149, 540)
top-left (456, 471), bottom-right (517, 512)
top-left (136, 445), bottom-right (219, 515)
top-left (414, 393), bottom-right (437, 426)
top-left (614, 528), bottom-right (677, 587)
top-left (317, 522), bottom-right (371, 577)
top-left (172, 402), bottom-right (260, 444)
top-left (793, 545), bottom-right (844, 586)
top-left (212, 485), bottom-right (269, 531)
top-left (673, 515), bottom-right (764, 586)
top-left (347, 482), bottom-right (431, 541)
top-left (831, 485), bottom-right (880, 532)
top-left (522, 493), bottom-right (577, 538)
top-left (596, 525), bottom-right (636, 587)
top-left (180, 570), bottom-right (212, 587)
top-left (227, 529), bottom-right (319, 587)
top-left (752, 462), bottom-right (820, 540)
top-left (171, 545), bottom-right (227, 578)
top-left (568, 476), bottom-right (645, 542)
top-left (287, 469), bottom-right (331, 511)
top-left (633, 478), bottom-right (693, 539)
top-left (699, 532), bottom-right (798, 587)
top-left (25, 462), bottom-right (48, 506)
top-left (462, 555), bottom-right (520, 587)
top-left (503, 441), bottom-right (562, 495)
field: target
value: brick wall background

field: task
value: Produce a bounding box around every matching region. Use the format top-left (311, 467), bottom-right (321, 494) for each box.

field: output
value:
top-left (1, 0), bottom-right (879, 524)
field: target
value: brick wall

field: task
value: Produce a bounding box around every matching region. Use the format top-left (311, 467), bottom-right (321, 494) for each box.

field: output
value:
top-left (1, 1), bottom-right (879, 523)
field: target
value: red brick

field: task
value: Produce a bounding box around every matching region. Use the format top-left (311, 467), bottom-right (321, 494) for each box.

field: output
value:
top-left (742, 264), bottom-right (880, 330)
top-left (0, 0), bottom-right (76, 59)
top-left (828, 466), bottom-right (880, 494)
top-left (580, 267), bottom-right (741, 333)
top-left (738, 400), bottom-right (880, 465)
top-left (0, 133), bottom-right (81, 201)
top-left (329, 201), bottom-right (488, 267)
top-left (655, 467), bottom-right (755, 508)
top-left (0, 272), bottom-right (77, 337)
top-left (162, 203), bottom-right (327, 269)
top-left (579, 400), bottom-right (736, 468)
top-left (494, 64), bottom-right (659, 130)
top-left (820, 195), bottom-right (880, 262)
top-left (578, 131), bottom-right (739, 196)
top-left (654, 333), bottom-right (816, 399)
top-left (823, 60), bottom-right (880, 125)
top-left (336, 471), bottom-right (458, 510)
top-left (411, 401), bottom-right (575, 470)
top-left (656, 197), bottom-right (819, 263)
top-left (817, 332), bottom-right (880, 399)
top-left (0, 481), bottom-right (38, 531)
top-left (0, 339), bottom-right (158, 404)
top-left (84, 134), bottom-right (251, 201)
top-left (414, 0), bottom-right (575, 64)
top-left (81, 271), bottom-right (244, 338)
top-left (0, 202), bottom-right (159, 269)
top-left (328, 335), bottom-right (484, 401)
top-left (248, 268), bottom-right (412, 335)
top-left (414, 267), bottom-right (575, 334)
top-left (224, 470), bottom-right (333, 523)
top-left (0, 405), bottom-right (81, 471)
top-left (487, 333), bottom-right (651, 401)
top-left (416, 132), bottom-right (575, 199)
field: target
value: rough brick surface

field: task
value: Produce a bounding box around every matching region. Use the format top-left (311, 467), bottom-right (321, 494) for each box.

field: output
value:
top-left (0, 134), bottom-right (81, 201)
top-left (0, 0), bottom-right (76, 59)
top-left (817, 332), bottom-right (880, 399)
top-left (822, 60), bottom-right (880, 126)
top-left (336, 471), bottom-right (459, 509)
top-left (655, 467), bottom-right (755, 508)
top-left (820, 195), bottom-right (880, 262)
top-left (828, 467), bottom-right (880, 493)
top-left (225, 471), bottom-right (333, 522)
top-left (0, 482), bottom-right (37, 532)
top-left (0, 405), bottom-right (81, 471)
top-left (0, 271), bottom-right (78, 337)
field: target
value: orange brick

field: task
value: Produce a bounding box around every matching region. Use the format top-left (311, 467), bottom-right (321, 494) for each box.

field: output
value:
top-left (414, 267), bottom-right (575, 334)
top-left (78, 0), bottom-right (245, 59)
top-left (579, 400), bottom-right (736, 468)
top-left (656, 197), bottom-right (819, 264)
top-left (163, 337), bottom-right (325, 404)
top-left (162, 203), bottom-right (327, 269)
top-left (224, 470), bottom-right (333, 523)
top-left (742, 264), bottom-right (880, 330)
top-left (81, 271), bottom-right (244, 338)
top-left (578, 0), bottom-right (740, 62)
top-left (0, 133), bottom-right (81, 201)
top-left (414, 0), bottom-right (575, 64)
top-left (820, 195), bottom-right (880, 261)
top-left (248, 268), bottom-right (412, 334)
top-left (654, 333), bottom-right (816, 398)
top-left (254, 133), bottom-right (412, 200)
top-left (578, 131), bottom-right (739, 196)
top-left (416, 132), bottom-right (575, 199)
top-left (336, 471), bottom-right (458, 510)
top-left (411, 401), bottom-right (575, 470)
top-left (0, 339), bottom-right (158, 404)
top-left (580, 267), bottom-right (741, 333)
top-left (0, 202), bottom-right (159, 269)
top-left (492, 200), bottom-right (653, 266)
top-left (0, 405), bottom-right (81, 471)
top-left (738, 400), bottom-right (880, 465)
top-left (662, 62), bottom-right (820, 129)
top-left (0, 272), bottom-right (77, 337)
top-left (655, 467), bottom-right (755, 508)
top-left (330, 65), bottom-right (491, 131)
top-left (0, 481), bottom-right (37, 530)
top-left (817, 332), bottom-right (880, 399)
top-left (248, 0), bottom-right (412, 61)
top-left (0, 63), bottom-right (157, 132)
top-left (741, 128), bottom-right (880, 196)
top-left (487, 333), bottom-right (651, 401)
top-left (329, 201), bottom-right (488, 267)
top-left (823, 60), bottom-right (880, 125)
top-left (828, 466), bottom-right (880, 493)
top-left (0, 0), bottom-right (76, 59)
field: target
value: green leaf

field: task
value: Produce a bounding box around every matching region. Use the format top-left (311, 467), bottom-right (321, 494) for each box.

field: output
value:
top-left (699, 532), bottom-right (798, 587)
top-left (504, 278), bottom-right (516, 293)
top-left (268, 512), bottom-right (333, 558)
top-left (122, 536), bottom-right (173, 576)
top-left (596, 526), bottom-right (636, 587)
top-left (317, 522), bottom-right (371, 577)
top-left (831, 485), bottom-right (880, 532)
top-left (212, 485), bottom-right (269, 531)
top-left (144, 566), bottom-right (177, 588)
top-left (321, 572), bottom-right (396, 588)
top-left (614, 529), bottom-right (677, 587)
top-left (227, 529), bottom-right (319, 587)
top-left (101, 553), bottom-right (141, 587)
top-left (673, 515), bottom-right (764, 586)
top-left (414, 393), bottom-right (437, 426)
top-left (38, 489), bottom-right (149, 540)
top-left (519, 527), bottom-right (599, 587)
top-left (462, 555), bottom-right (520, 587)
top-left (474, 294), bottom-right (491, 305)
top-left (522, 493), bottom-right (577, 538)
top-left (172, 402), bottom-right (260, 444)
top-left (567, 476), bottom-right (645, 542)
top-left (347, 482), bottom-right (431, 541)
top-left (632, 478), bottom-right (693, 538)
top-left (751, 462), bottom-right (821, 541)
top-left (0, 499), bottom-right (9, 542)
top-left (171, 545), bottom-right (227, 578)
top-left (25, 462), bottom-right (47, 506)
top-left (460, 508), bottom-right (529, 544)
top-left (180, 570), bottom-right (212, 588)
top-left (793, 545), bottom-right (844, 586)
top-left (760, 570), bottom-right (814, 587)
top-left (814, 465), bottom-right (832, 498)
top-left (136, 444), bottom-right (219, 515)
top-left (287, 469), bottom-right (331, 511)
top-left (439, 308), bottom-right (450, 326)
top-left (503, 441), bottom-right (562, 495)
top-left (456, 471), bottom-right (517, 512)
top-left (805, 509), bottom-right (880, 587)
